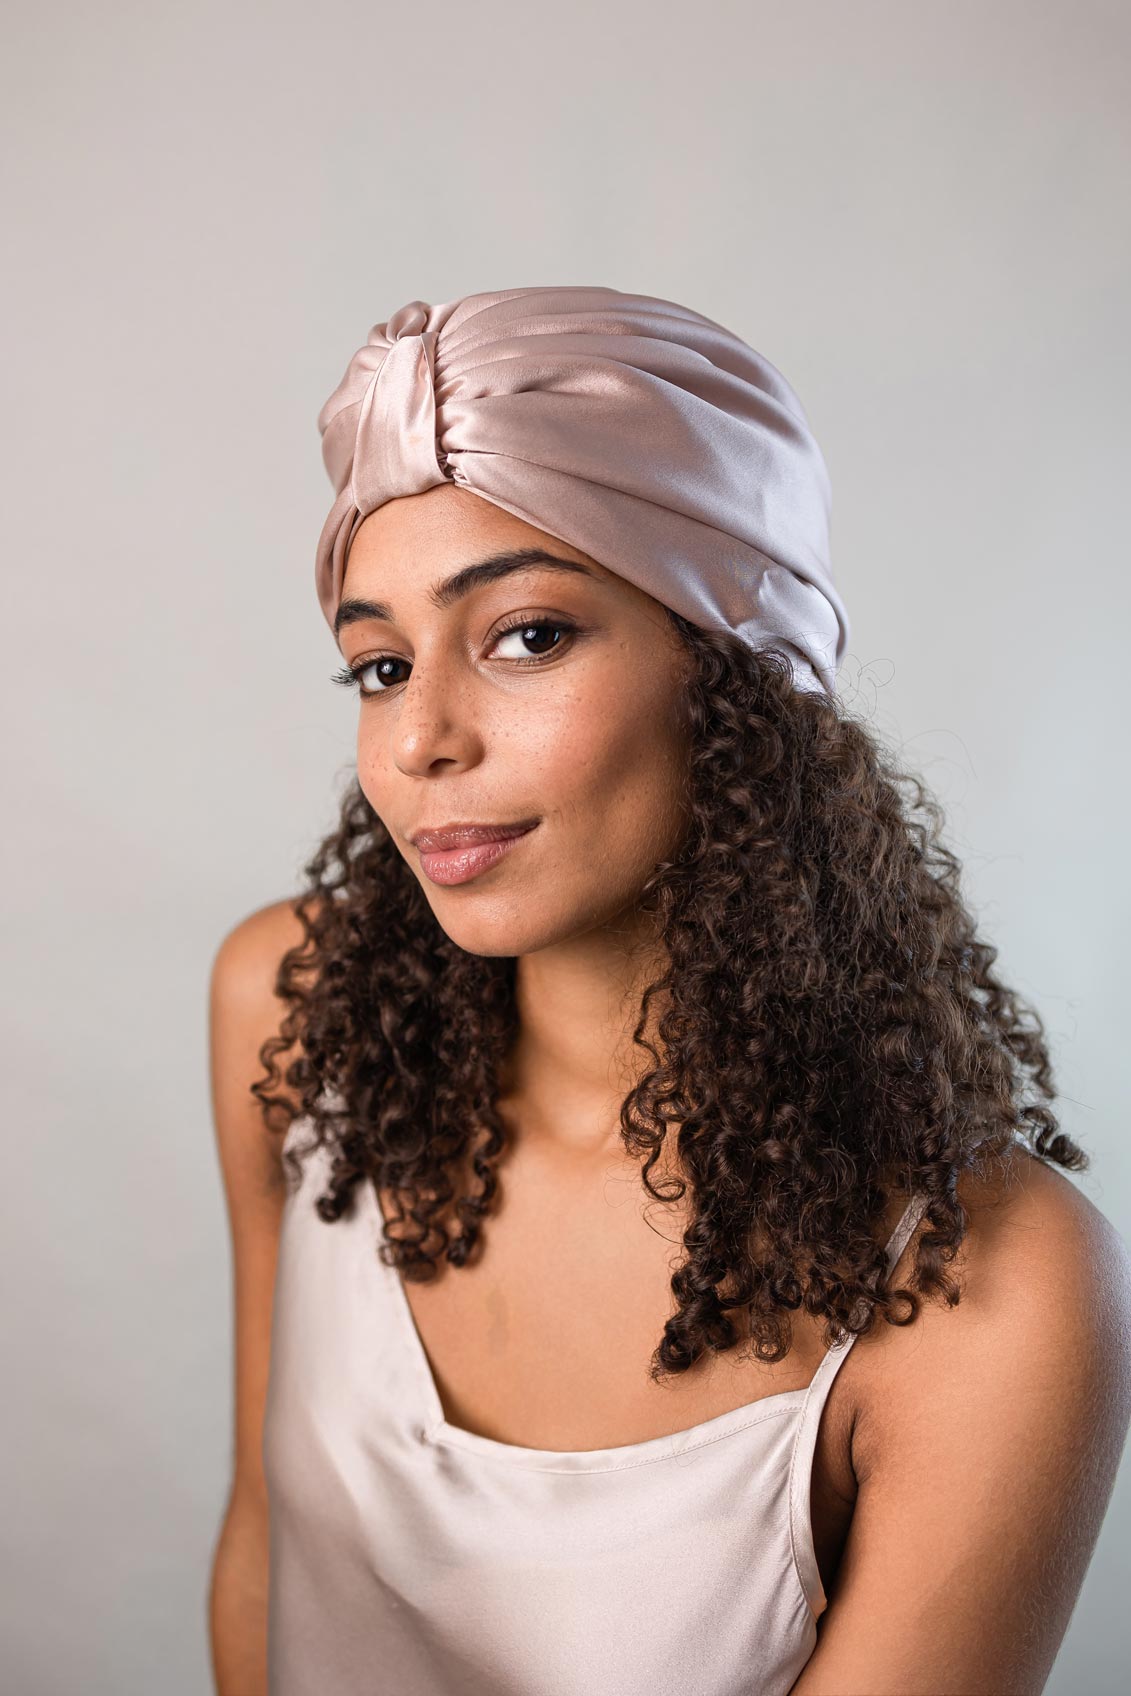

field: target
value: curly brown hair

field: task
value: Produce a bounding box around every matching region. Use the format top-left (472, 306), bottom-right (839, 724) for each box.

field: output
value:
top-left (251, 613), bottom-right (1088, 1381)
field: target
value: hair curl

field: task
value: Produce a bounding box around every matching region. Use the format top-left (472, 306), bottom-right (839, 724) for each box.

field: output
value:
top-left (251, 617), bottom-right (1088, 1381)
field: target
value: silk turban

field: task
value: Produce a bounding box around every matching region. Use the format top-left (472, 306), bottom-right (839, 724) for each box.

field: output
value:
top-left (314, 285), bottom-right (850, 696)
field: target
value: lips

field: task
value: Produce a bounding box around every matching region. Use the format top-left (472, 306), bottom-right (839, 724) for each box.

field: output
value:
top-left (413, 821), bottom-right (540, 888)
top-left (411, 821), bottom-right (539, 852)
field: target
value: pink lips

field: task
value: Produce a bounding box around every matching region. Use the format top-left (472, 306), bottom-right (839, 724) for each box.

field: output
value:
top-left (413, 822), bottom-right (539, 887)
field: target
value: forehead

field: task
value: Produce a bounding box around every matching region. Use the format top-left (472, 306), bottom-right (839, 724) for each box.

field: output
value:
top-left (344, 483), bottom-right (611, 592)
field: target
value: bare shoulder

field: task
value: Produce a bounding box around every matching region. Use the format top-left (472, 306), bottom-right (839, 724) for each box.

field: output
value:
top-left (860, 1148), bottom-right (1131, 1450)
top-left (211, 893), bottom-right (315, 1013)
top-left (793, 1150), bottom-right (1131, 1694)
top-left (209, 894), bottom-right (319, 1185)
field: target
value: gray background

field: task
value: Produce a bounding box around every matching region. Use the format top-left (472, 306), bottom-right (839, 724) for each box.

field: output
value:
top-left (2, 1), bottom-right (1128, 1690)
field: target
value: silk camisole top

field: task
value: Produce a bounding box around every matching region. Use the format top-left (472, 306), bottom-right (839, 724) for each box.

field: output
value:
top-left (263, 1114), bottom-right (930, 1696)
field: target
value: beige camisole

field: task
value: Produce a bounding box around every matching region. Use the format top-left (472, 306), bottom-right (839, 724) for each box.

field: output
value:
top-left (263, 1114), bottom-right (929, 1696)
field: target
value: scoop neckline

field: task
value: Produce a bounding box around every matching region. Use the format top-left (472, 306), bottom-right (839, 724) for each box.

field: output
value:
top-left (354, 1171), bottom-right (883, 1473)
top-left (289, 1119), bottom-right (925, 1471)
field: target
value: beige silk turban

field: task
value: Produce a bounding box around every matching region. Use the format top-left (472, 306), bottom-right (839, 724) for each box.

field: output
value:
top-left (314, 285), bottom-right (850, 697)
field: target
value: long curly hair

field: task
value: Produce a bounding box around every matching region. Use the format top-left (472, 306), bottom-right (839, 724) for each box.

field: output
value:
top-left (251, 614), bottom-right (1088, 1380)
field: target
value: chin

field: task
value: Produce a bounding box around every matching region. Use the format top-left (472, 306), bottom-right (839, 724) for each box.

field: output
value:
top-left (420, 878), bottom-right (627, 959)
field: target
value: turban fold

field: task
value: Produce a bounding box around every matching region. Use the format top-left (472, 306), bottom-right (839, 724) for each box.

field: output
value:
top-left (315, 285), bottom-right (849, 696)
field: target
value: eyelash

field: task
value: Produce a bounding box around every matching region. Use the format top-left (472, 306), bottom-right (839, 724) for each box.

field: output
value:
top-left (330, 614), bottom-right (582, 699)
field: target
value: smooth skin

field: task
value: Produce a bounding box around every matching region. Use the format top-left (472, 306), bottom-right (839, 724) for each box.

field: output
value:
top-left (209, 484), bottom-right (1131, 1695)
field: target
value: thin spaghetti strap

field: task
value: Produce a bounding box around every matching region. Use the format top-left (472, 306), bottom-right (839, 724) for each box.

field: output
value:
top-left (802, 1189), bottom-right (930, 1402)
top-left (877, 1188), bottom-right (931, 1283)
top-left (787, 1189), bottom-right (931, 1616)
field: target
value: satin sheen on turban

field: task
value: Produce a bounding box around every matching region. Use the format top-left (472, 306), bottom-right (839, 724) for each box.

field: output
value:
top-left (314, 285), bottom-right (850, 696)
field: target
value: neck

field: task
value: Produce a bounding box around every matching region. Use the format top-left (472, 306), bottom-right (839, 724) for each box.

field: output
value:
top-left (499, 907), bottom-right (672, 1164)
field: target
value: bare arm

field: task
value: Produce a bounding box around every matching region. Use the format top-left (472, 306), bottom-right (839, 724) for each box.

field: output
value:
top-left (790, 1158), bottom-right (1131, 1695)
top-left (206, 897), bottom-right (310, 1696)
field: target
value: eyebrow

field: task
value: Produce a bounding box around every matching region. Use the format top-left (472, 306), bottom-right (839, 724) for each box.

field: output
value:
top-left (333, 548), bottom-right (599, 639)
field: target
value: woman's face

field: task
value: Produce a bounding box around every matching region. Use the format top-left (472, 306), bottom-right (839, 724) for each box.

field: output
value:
top-left (335, 484), bottom-right (695, 959)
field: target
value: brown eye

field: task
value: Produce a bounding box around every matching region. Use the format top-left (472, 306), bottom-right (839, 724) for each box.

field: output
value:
top-left (355, 656), bottom-right (410, 692)
top-left (492, 619), bottom-right (576, 661)
top-left (330, 655), bottom-right (410, 697)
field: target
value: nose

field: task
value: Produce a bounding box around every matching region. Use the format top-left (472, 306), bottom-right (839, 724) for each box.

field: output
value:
top-left (387, 648), bottom-right (482, 779)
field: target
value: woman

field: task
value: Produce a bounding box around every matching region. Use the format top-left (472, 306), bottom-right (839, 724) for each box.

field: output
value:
top-left (208, 287), bottom-right (1131, 1696)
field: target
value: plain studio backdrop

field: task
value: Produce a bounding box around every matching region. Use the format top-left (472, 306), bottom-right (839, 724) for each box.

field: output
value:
top-left (2, 2), bottom-right (1128, 1691)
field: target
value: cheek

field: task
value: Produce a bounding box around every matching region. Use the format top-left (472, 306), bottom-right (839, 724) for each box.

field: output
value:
top-left (540, 682), bottom-right (691, 867)
top-left (354, 729), bottom-right (398, 825)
